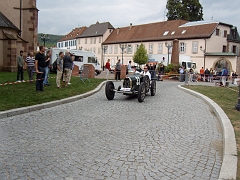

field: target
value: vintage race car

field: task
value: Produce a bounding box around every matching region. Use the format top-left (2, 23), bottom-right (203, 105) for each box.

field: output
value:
top-left (105, 72), bottom-right (156, 102)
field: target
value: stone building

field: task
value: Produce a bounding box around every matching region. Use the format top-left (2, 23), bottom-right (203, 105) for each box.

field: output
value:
top-left (0, 0), bottom-right (38, 71)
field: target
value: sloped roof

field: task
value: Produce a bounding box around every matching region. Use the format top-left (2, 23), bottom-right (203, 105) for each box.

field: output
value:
top-left (58, 26), bottom-right (87, 42)
top-left (78, 22), bottom-right (114, 38)
top-left (0, 11), bottom-right (19, 31)
top-left (103, 20), bottom-right (219, 44)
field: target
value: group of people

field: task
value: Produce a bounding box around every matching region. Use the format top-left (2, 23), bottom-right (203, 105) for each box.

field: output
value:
top-left (16, 46), bottom-right (74, 92)
top-left (104, 59), bottom-right (152, 81)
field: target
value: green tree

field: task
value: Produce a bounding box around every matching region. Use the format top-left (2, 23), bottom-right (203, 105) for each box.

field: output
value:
top-left (166, 0), bottom-right (203, 21)
top-left (133, 43), bottom-right (148, 66)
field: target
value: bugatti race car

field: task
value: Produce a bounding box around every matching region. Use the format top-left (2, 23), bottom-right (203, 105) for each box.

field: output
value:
top-left (105, 72), bottom-right (156, 102)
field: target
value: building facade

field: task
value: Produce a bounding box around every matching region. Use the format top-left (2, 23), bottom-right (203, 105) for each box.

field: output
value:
top-left (76, 22), bottom-right (114, 69)
top-left (0, 0), bottom-right (38, 71)
top-left (102, 20), bottom-right (240, 74)
top-left (57, 27), bottom-right (87, 50)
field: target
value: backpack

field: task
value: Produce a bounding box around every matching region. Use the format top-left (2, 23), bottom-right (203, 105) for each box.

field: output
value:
top-left (52, 59), bottom-right (57, 72)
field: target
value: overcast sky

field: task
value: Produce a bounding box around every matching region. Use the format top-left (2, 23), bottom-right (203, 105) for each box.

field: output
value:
top-left (37, 0), bottom-right (240, 35)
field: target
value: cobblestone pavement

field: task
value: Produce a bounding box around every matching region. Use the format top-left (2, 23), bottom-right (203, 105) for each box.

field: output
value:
top-left (0, 81), bottom-right (223, 180)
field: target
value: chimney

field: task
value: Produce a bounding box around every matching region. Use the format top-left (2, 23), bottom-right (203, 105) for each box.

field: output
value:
top-left (117, 27), bottom-right (119, 34)
top-left (129, 23), bottom-right (132, 30)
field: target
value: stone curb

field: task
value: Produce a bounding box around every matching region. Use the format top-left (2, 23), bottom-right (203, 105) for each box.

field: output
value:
top-left (0, 81), bottom-right (106, 119)
top-left (178, 85), bottom-right (237, 180)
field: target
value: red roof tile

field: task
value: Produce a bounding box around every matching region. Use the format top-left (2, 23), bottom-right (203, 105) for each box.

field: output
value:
top-left (58, 26), bottom-right (87, 42)
top-left (103, 20), bottom-right (218, 44)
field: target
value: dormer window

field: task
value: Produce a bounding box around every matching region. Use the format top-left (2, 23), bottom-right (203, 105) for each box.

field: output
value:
top-left (163, 31), bottom-right (169, 36)
top-left (171, 31), bottom-right (175, 35)
top-left (181, 30), bottom-right (186, 34)
top-left (96, 31), bottom-right (98, 34)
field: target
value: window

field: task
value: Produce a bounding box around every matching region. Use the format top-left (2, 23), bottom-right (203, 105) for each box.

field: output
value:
top-left (79, 39), bottom-right (81, 44)
top-left (58, 43), bottom-right (60, 48)
top-left (74, 56), bottom-right (83, 62)
top-left (180, 42), bottom-right (186, 53)
top-left (171, 31), bottom-right (175, 35)
top-left (71, 41), bottom-right (73, 46)
top-left (85, 38), bottom-right (87, 44)
top-left (93, 47), bottom-right (96, 53)
top-left (65, 42), bottom-right (68, 47)
top-left (88, 57), bottom-right (97, 63)
top-left (192, 41), bottom-right (198, 53)
top-left (61, 42), bottom-right (63, 47)
top-left (216, 28), bottom-right (220, 36)
top-left (158, 43), bottom-right (163, 54)
top-left (127, 45), bottom-right (132, 54)
top-left (135, 44), bottom-right (139, 53)
top-left (222, 45), bottom-right (227, 52)
top-left (94, 38), bottom-right (96, 44)
top-left (75, 40), bottom-right (76, 46)
top-left (181, 30), bottom-right (186, 34)
top-left (114, 45), bottom-right (118, 54)
top-left (90, 38), bottom-right (93, 44)
top-left (149, 44), bottom-right (153, 54)
top-left (163, 31), bottom-right (169, 36)
top-left (224, 30), bottom-right (227, 38)
top-left (233, 45), bottom-right (237, 54)
top-left (109, 45), bottom-right (113, 54)
top-left (99, 37), bottom-right (101, 43)
top-left (98, 47), bottom-right (101, 54)
top-left (104, 46), bottom-right (108, 54)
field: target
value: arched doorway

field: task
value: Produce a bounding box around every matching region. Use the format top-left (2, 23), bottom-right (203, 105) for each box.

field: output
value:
top-left (213, 57), bottom-right (232, 75)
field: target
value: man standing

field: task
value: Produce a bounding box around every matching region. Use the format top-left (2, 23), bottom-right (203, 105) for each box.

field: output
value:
top-left (105, 59), bottom-right (110, 80)
top-left (115, 59), bottom-right (121, 81)
top-left (200, 67), bottom-right (204, 81)
top-left (43, 50), bottom-right (51, 86)
top-left (16, 50), bottom-right (25, 82)
top-left (204, 68), bottom-right (210, 82)
top-left (63, 51), bottom-right (73, 87)
top-left (221, 67), bottom-right (228, 87)
top-left (179, 66), bottom-right (185, 82)
top-left (56, 52), bottom-right (64, 88)
top-left (35, 46), bottom-right (46, 92)
top-left (25, 52), bottom-right (35, 83)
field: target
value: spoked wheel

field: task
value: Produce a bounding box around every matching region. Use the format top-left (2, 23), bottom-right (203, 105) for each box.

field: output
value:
top-left (143, 75), bottom-right (150, 93)
top-left (138, 82), bottom-right (146, 102)
top-left (150, 80), bottom-right (156, 96)
top-left (105, 81), bottom-right (115, 100)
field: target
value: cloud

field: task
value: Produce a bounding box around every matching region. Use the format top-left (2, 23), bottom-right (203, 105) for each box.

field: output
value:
top-left (37, 0), bottom-right (240, 35)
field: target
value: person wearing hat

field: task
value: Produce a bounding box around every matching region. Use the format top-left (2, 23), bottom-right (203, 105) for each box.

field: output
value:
top-left (63, 51), bottom-right (74, 87)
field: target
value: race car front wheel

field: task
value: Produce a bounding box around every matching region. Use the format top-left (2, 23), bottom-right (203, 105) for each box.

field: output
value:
top-left (105, 81), bottom-right (115, 100)
top-left (138, 82), bottom-right (146, 102)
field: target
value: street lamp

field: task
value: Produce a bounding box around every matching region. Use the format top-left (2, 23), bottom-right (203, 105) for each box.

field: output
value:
top-left (102, 45), bottom-right (107, 71)
top-left (200, 39), bottom-right (207, 69)
top-left (200, 45), bottom-right (206, 69)
top-left (165, 42), bottom-right (172, 66)
top-left (235, 80), bottom-right (240, 111)
top-left (41, 34), bottom-right (50, 47)
top-left (119, 44), bottom-right (127, 65)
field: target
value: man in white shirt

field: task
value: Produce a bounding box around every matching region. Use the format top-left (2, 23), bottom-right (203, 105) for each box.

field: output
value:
top-left (140, 66), bottom-right (151, 80)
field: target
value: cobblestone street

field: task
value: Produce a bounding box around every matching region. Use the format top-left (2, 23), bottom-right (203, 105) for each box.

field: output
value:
top-left (0, 81), bottom-right (223, 180)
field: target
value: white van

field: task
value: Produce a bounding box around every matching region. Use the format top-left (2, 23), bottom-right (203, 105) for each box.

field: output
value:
top-left (49, 48), bottom-right (101, 75)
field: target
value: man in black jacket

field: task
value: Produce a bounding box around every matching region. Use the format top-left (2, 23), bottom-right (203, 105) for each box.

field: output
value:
top-left (63, 51), bottom-right (74, 87)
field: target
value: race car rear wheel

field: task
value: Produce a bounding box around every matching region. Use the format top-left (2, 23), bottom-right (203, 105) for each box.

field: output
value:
top-left (143, 75), bottom-right (150, 92)
top-left (105, 81), bottom-right (115, 100)
top-left (150, 80), bottom-right (156, 96)
top-left (138, 82), bottom-right (146, 102)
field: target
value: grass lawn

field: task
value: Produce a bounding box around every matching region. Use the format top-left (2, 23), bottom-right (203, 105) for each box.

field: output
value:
top-left (185, 85), bottom-right (240, 179)
top-left (0, 71), bottom-right (104, 111)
